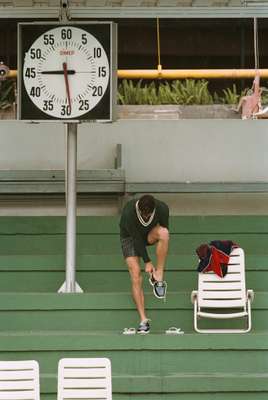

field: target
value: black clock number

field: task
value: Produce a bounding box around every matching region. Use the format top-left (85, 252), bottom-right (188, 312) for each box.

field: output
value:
top-left (43, 100), bottom-right (53, 112)
top-left (79, 99), bottom-right (90, 111)
top-left (98, 67), bottom-right (106, 77)
top-left (61, 105), bottom-right (71, 116)
top-left (30, 87), bottom-right (41, 97)
top-left (30, 48), bottom-right (42, 59)
top-left (43, 34), bottom-right (55, 46)
top-left (81, 34), bottom-right (87, 45)
top-left (92, 86), bottom-right (103, 96)
top-left (61, 29), bottom-right (72, 40)
top-left (25, 68), bottom-right (36, 79)
top-left (93, 47), bottom-right (102, 58)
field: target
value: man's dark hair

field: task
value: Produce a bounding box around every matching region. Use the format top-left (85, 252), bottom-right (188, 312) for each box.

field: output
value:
top-left (138, 195), bottom-right (155, 215)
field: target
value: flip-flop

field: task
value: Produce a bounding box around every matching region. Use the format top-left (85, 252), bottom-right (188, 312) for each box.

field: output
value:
top-left (165, 327), bottom-right (184, 335)
top-left (122, 327), bottom-right (136, 335)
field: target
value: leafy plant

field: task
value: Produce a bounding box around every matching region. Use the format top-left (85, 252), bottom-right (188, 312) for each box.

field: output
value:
top-left (118, 79), bottom-right (214, 105)
top-left (221, 84), bottom-right (241, 105)
top-left (0, 80), bottom-right (15, 110)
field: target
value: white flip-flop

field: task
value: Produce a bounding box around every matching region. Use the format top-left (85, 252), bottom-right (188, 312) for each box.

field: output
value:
top-left (122, 327), bottom-right (136, 335)
top-left (165, 327), bottom-right (184, 335)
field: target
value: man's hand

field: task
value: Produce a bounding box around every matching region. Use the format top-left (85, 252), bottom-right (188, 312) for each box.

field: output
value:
top-left (145, 261), bottom-right (154, 274)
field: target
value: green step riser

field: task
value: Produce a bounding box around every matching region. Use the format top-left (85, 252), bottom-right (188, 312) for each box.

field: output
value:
top-left (28, 376), bottom-right (268, 394)
top-left (1, 351), bottom-right (267, 374)
top-left (1, 255), bottom-right (268, 269)
top-left (2, 216), bottom-right (268, 234)
top-left (0, 310), bottom-right (265, 331)
top-left (4, 234), bottom-right (268, 254)
top-left (0, 271), bottom-right (265, 292)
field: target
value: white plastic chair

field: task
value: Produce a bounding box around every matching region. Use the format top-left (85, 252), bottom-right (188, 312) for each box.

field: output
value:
top-left (58, 358), bottom-right (112, 400)
top-left (0, 360), bottom-right (40, 400)
top-left (191, 247), bottom-right (254, 333)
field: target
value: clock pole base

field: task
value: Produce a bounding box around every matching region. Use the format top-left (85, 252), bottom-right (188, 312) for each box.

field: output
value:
top-left (58, 281), bottom-right (83, 293)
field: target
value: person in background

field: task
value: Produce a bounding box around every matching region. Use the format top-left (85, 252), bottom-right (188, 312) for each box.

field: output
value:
top-left (120, 194), bottom-right (169, 334)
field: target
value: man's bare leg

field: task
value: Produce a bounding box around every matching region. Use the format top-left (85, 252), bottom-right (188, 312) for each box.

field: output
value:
top-left (126, 256), bottom-right (148, 322)
top-left (147, 225), bottom-right (169, 281)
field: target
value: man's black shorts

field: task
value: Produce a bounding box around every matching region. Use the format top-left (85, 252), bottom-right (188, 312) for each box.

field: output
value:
top-left (120, 236), bottom-right (138, 258)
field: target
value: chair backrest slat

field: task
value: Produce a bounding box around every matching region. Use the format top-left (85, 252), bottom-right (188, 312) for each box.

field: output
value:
top-left (58, 358), bottom-right (112, 400)
top-left (198, 248), bottom-right (246, 308)
top-left (0, 360), bottom-right (39, 400)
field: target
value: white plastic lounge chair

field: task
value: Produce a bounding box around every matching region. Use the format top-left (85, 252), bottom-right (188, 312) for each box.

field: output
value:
top-left (191, 247), bottom-right (254, 333)
top-left (58, 358), bottom-right (112, 400)
top-left (0, 360), bottom-right (40, 400)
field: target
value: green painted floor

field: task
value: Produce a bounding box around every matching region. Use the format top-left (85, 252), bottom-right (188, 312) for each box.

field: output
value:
top-left (0, 215), bottom-right (267, 399)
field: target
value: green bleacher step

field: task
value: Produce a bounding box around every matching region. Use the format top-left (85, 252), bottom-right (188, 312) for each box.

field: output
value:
top-left (1, 332), bottom-right (267, 400)
top-left (0, 253), bottom-right (266, 293)
top-left (0, 292), bottom-right (266, 331)
top-left (39, 373), bottom-right (268, 398)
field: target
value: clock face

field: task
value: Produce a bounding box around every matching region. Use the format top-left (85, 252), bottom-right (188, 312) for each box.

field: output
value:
top-left (22, 25), bottom-right (110, 119)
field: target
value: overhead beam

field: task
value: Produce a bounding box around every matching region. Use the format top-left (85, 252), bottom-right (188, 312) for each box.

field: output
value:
top-left (0, 7), bottom-right (59, 19)
top-left (1, 6), bottom-right (268, 19)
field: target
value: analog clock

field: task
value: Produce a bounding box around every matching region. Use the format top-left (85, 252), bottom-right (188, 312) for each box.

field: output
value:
top-left (18, 23), bottom-right (117, 121)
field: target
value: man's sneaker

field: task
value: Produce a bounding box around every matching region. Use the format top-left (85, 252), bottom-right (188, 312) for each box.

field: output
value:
top-left (149, 274), bottom-right (167, 299)
top-left (137, 320), bottom-right (150, 334)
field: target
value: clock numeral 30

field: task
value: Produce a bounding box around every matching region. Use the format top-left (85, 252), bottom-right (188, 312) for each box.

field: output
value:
top-left (61, 105), bottom-right (71, 116)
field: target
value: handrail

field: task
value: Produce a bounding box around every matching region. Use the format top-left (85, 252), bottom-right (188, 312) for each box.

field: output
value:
top-left (8, 68), bottom-right (268, 80)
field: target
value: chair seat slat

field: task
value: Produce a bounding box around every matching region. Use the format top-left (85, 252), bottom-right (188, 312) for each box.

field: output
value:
top-left (200, 273), bottom-right (243, 282)
top-left (200, 290), bottom-right (243, 299)
top-left (198, 310), bottom-right (248, 319)
top-left (199, 282), bottom-right (244, 290)
top-left (199, 299), bottom-right (246, 308)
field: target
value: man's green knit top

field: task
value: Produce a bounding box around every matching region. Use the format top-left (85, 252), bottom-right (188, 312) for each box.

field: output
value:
top-left (120, 198), bottom-right (169, 263)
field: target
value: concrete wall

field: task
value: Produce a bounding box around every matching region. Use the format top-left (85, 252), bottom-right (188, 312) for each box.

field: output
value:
top-left (1, 119), bottom-right (268, 182)
top-left (1, 119), bottom-right (268, 215)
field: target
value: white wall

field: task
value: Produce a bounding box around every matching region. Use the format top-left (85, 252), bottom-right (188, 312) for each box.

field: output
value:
top-left (0, 119), bottom-right (268, 182)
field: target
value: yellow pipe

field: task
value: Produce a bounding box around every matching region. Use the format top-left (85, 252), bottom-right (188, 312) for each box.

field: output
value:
top-left (8, 68), bottom-right (268, 80)
top-left (117, 68), bottom-right (268, 80)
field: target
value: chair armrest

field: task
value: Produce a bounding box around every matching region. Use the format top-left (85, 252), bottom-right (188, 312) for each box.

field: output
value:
top-left (247, 289), bottom-right (254, 302)
top-left (191, 290), bottom-right (198, 304)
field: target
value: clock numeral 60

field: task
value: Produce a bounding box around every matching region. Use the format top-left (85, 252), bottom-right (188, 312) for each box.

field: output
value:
top-left (61, 29), bottom-right (72, 40)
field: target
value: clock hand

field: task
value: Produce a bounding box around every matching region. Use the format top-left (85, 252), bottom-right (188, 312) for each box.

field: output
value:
top-left (62, 62), bottom-right (72, 111)
top-left (41, 70), bottom-right (76, 75)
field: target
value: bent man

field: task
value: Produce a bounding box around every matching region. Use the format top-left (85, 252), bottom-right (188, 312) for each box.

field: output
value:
top-left (120, 194), bottom-right (169, 334)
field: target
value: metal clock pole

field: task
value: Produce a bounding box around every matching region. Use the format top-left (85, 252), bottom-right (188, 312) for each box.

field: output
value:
top-left (65, 122), bottom-right (78, 292)
top-left (59, 1), bottom-right (82, 293)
